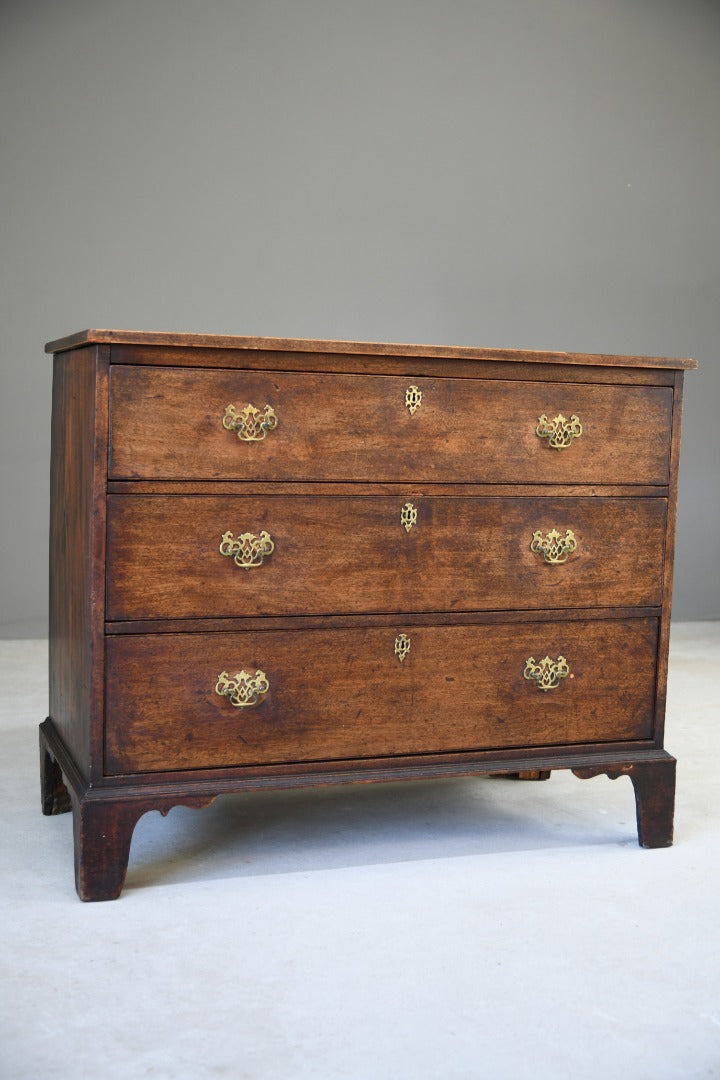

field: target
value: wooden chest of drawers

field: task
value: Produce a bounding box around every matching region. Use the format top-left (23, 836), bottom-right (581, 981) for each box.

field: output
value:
top-left (40, 330), bottom-right (696, 900)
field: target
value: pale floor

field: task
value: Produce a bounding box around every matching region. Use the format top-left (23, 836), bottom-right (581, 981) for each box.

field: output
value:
top-left (1, 624), bottom-right (719, 1079)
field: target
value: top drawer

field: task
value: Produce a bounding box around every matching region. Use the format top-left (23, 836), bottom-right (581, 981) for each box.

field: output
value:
top-left (108, 365), bottom-right (673, 484)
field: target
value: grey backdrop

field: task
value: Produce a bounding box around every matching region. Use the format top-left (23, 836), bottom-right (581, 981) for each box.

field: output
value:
top-left (1, 0), bottom-right (718, 635)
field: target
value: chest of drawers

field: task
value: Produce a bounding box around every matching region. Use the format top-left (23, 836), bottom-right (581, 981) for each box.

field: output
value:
top-left (40, 330), bottom-right (696, 900)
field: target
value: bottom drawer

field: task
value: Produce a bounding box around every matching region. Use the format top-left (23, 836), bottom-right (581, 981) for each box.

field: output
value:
top-left (104, 618), bottom-right (659, 775)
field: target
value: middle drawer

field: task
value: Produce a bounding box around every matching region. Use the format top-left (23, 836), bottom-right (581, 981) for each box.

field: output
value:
top-left (106, 495), bottom-right (666, 619)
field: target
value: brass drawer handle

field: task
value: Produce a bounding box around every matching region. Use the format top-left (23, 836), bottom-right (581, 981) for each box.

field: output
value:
top-left (523, 655), bottom-right (570, 691)
top-left (223, 403), bottom-right (278, 441)
top-left (215, 669), bottom-right (270, 708)
top-left (219, 530), bottom-right (274, 570)
top-left (536, 413), bottom-right (582, 449)
top-left (530, 528), bottom-right (577, 564)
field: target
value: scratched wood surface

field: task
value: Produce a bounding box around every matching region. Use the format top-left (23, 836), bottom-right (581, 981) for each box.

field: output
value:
top-left (106, 494), bottom-right (667, 620)
top-left (104, 617), bottom-right (659, 774)
top-left (45, 328), bottom-right (697, 369)
top-left (108, 365), bottom-right (674, 485)
top-left (43, 332), bottom-right (692, 897)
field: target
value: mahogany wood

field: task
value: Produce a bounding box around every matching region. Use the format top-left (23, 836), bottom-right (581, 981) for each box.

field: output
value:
top-left (42, 711), bottom-right (660, 792)
top-left (41, 331), bottom-right (693, 899)
top-left (40, 725), bottom-right (71, 815)
top-left (45, 329), bottom-right (697, 369)
top-left (104, 618), bottom-right (659, 774)
top-left (107, 481), bottom-right (670, 497)
top-left (104, 606), bottom-right (663, 635)
top-left (106, 345), bottom-right (678, 386)
top-left (106, 494), bottom-right (667, 620)
top-left (48, 345), bottom-right (108, 782)
top-left (573, 757), bottom-right (676, 848)
top-left (653, 371), bottom-right (686, 744)
top-left (70, 790), bottom-right (217, 901)
top-left (108, 366), bottom-right (673, 485)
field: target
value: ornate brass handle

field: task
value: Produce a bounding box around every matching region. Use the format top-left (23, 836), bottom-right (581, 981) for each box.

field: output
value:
top-left (523, 655), bottom-right (570, 691)
top-left (536, 413), bottom-right (582, 449)
top-left (530, 528), bottom-right (577, 564)
top-left (223, 403), bottom-right (278, 441)
top-left (219, 530), bottom-right (274, 570)
top-left (215, 669), bottom-right (270, 707)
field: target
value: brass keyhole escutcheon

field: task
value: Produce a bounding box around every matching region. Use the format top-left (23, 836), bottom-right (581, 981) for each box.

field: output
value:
top-left (400, 502), bottom-right (418, 533)
top-left (405, 385), bottom-right (422, 415)
top-left (394, 634), bottom-right (411, 663)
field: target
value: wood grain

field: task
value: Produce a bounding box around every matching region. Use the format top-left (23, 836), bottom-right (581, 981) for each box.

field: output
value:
top-left (573, 757), bottom-right (676, 847)
top-left (48, 345), bottom-right (108, 782)
top-left (106, 346), bottom-right (678, 386)
top-left (42, 708), bottom-right (668, 795)
top-left (106, 495), bottom-right (667, 620)
top-left (45, 329), bottom-right (697, 369)
top-left (103, 606), bottom-right (663, 636)
top-left (108, 366), bottom-right (674, 484)
top-left (42, 329), bottom-right (692, 897)
top-left (104, 618), bottom-right (659, 774)
top-left (653, 371), bottom-right (686, 745)
top-left (107, 480), bottom-right (669, 497)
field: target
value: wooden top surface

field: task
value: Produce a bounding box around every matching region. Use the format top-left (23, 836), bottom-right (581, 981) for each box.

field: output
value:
top-left (44, 329), bottom-right (697, 369)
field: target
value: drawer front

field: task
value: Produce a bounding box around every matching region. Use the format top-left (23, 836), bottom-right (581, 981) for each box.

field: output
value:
top-left (106, 495), bottom-right (667, 620)
top-left (104, 618), bottom-right (659, 774)
top-left (108, 366), bottom-right (672, 484)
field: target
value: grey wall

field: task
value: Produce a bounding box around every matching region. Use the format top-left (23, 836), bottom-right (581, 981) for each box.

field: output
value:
top-left (1, 0), bottom-right (718, 635)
